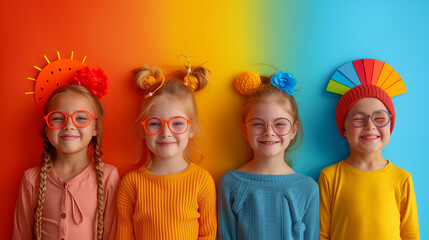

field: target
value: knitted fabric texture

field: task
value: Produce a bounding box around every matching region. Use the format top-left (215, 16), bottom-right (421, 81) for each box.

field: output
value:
top-left (336, 84), bottom-right (395, 138)
top-left (184, 75), bottom-right (199, 91)
top-left (143, 76), bottom-right (158, 90)
top-left (234, 71), bottom-right (261, 95)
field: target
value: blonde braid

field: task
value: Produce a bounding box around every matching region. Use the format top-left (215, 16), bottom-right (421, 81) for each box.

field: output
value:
top-left (93, 136), bottom-right (104, 240)
top-left (34, 139), bottom-right (54, 240)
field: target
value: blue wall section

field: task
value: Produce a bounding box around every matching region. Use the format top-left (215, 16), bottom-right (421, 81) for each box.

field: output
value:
top-left (281, 1), bottom-right (429, 238)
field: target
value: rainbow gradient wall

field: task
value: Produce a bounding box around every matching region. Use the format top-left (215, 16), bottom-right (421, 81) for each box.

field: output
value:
top-left (1, 0), bottom-right (428, 238)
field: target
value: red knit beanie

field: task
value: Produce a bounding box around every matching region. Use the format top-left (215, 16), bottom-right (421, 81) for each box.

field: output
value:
top-left (336, 84), bottom-right (395, 138)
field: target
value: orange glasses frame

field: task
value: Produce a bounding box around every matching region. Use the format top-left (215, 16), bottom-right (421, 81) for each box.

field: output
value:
top-left (44, 110), bottom-right (99, 129)
top-left (141, 116), bottom-right (193, 135)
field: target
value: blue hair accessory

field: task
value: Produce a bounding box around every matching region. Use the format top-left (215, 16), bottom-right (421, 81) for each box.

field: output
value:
top-left (270, 71), bottom-right (297, 95)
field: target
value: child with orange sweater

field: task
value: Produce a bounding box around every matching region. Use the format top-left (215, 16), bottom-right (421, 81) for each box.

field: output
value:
top-left (116, 56), bottom-right (217, 240)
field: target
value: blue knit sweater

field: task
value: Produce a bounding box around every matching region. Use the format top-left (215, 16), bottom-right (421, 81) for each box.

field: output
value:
top-left (218, 170), bottom-right (319, 240)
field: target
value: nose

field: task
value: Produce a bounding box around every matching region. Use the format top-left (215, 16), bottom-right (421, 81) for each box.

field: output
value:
top-left (263, 123), bottom-right (276, 136)
top-left (159, 121), bottom-right (173, 137)
top-left (63, 115), bottom-right (75, 130)
top-left (364, 116), bottom-right (376, 129)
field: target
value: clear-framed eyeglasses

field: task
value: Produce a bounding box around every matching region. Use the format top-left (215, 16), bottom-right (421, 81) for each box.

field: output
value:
top-left (141, 116), bottom-right (193, 135)
top-left (346, 110), bottom-right (392, 128)
top-left (246, 117), bottom-right (294, 136)
top-left (44, 110), bottom-right (99, 129)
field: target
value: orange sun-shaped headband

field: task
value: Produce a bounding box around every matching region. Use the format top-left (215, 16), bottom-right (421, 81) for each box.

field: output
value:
top-left (25, 51), bottom-right (108, 112)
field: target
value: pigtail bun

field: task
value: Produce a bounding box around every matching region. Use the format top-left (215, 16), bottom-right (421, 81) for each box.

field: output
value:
top-left (134, 66), bottom-right (164, 91)
top-left (186, 66), bottom-right (209, 91)
top-left (234, 71), bottom-right (261, 96)
top-left (167, 66), bottom-right (209, 92)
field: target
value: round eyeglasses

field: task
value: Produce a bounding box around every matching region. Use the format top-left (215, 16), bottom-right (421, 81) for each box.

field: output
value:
top-left (44, 110), bottom-right (99, 129)
top-left (141, 116), bottom-right (193, 135)
top-left (346, 110), bottom-right (392, 128)
top-left (246, 118), bottom-right (293, 136)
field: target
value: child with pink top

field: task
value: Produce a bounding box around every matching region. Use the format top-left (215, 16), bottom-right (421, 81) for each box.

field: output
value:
top-left (13, 54), bottom-right (119, 240)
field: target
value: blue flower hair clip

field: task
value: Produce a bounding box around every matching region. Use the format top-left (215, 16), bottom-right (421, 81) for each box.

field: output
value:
top-left (270, 71), bottom-right (297, 96)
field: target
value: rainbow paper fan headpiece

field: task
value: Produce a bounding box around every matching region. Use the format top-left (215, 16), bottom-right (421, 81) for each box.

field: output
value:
top-left (25, 51), bottom-right (108, 112)
top-left (327, 59), bottom-right (406, 138)
top-left (326, 58), bottom-right (406, 97)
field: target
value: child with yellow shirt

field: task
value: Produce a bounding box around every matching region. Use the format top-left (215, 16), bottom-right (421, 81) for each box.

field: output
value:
top-left (319, 59), bottom-right (420, 240)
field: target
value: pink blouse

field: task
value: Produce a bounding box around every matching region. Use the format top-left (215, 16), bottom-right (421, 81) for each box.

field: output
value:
top-left (13, 162), bottom-right (119, 240)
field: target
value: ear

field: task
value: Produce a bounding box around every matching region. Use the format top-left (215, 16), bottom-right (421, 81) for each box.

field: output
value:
top-left (290, 121), bottom-right (299, 140)
top-left (188, 128), bottom-right (195, 138)
top-left (240, 122), bottom-right (248, 138)
top-left (92, 128), bottom-right (98, 137)
top-left (188, 123), bottom-right (195, 138)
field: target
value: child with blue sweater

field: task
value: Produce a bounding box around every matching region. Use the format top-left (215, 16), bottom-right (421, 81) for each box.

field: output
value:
top-left (218, 71), bottom-right (319, 240)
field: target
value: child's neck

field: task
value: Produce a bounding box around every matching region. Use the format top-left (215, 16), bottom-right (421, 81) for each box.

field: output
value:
top-left (238, 155), bottom-right (295, 175)
top-left (53, 151), bottom-right (91, 181)
top-left (147, 155), bottom-right (189, 175)
top-left (344, 150), bottom-right (388, 171)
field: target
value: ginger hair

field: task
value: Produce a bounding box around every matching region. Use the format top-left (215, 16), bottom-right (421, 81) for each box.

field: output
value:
top-left (34, 85), bottom-right (105, 240)
top-left (134, 65), bottom-right (209, 164)
top-left (241, 76), bottom-right (303, 166)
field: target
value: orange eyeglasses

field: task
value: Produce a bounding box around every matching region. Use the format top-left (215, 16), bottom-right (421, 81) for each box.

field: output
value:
top-left (44, 110), bottom-right (99, 129)
top-left (141, 116), bottom-right (193, 135)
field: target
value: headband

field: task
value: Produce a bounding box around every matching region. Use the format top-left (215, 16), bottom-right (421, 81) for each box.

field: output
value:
top-left (234, 70), bottom-right (297, 96)
top-left (26, 51), bottom-right (108, 112)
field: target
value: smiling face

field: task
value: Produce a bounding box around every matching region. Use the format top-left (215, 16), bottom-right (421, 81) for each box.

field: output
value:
top-left (45, 90), bottom-right (98, 157)
top-left (242, 100), bottom-right (298, 160)
top-left (143, 96), bottom-right (195, 161)
top-left (344, 97), bottom-right (391, 156)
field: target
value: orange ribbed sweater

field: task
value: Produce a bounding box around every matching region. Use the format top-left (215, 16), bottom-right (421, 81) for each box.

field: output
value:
top-left (116, 162), bottom-right (217, 240)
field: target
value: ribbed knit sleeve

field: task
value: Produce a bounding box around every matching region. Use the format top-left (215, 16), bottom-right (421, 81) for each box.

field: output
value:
top-left (197, 168), bottom-right (217, 239)
top-left (116, 163), bottom-right (217, 240)
top-left (116, 171), bottom-right (137, 240)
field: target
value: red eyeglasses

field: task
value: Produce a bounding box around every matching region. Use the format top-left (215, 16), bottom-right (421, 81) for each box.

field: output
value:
top-left (141, 116), bottom-right (193, 135)
top-left (44, 110), bottom-right (99, 129)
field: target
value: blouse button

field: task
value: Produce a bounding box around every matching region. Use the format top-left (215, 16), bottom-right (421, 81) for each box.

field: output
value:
top-left (61, 213), bottom-right (67, 218)
top-left (63, 182), bottom-right (67, 189)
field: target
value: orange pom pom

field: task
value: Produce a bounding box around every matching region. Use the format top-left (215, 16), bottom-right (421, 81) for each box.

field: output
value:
top-left (142, 76), bottom-right (158, 90)
top-left (184, 75), bottom-right (199, 91)
top-left (234, 71), bottom-right (261, 95)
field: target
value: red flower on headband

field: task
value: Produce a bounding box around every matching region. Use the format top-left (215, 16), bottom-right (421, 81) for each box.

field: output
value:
top-left (73, 67), bottom-right (109, 98)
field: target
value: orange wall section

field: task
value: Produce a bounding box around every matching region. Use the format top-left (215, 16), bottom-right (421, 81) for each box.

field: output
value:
top-left (0, 0), bottom-right (257, 237)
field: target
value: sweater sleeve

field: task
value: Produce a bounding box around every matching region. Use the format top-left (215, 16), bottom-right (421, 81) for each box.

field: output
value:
top-left (217, 174), bottom-right (236, 240)
top-left (116, 172), bottom-right (137, 240)
top-left (197, 171), bottom-right (217, 240)
top-left (303, 181), bottom-right (320, 240)
top-left (318, 170), bottom-right (331, 240)
top-left (103, 167), bottom-right (120, 240)
top-left (13, 171), bottom-right (36, 240)
top-left (400, 175), bottom-right (420, 240)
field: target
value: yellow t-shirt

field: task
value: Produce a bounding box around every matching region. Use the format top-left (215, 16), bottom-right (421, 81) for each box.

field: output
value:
top-left (318, 161), bottom-right (419, 240)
